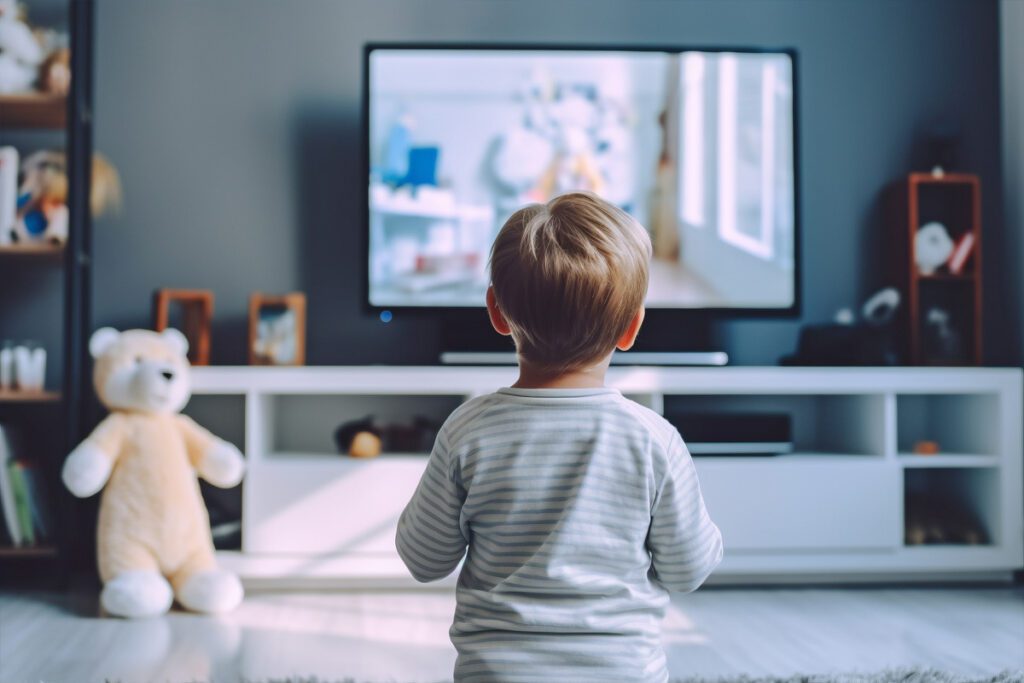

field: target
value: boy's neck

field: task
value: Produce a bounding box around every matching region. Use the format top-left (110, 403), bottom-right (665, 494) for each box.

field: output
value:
top-left (512, 357), bottom-right (611, 389)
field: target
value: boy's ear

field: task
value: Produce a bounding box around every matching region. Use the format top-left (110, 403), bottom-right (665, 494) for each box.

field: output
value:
top-left (486, 286), bottom-right (512, 336)
top-left (615, 307), bottom-right (645, 352)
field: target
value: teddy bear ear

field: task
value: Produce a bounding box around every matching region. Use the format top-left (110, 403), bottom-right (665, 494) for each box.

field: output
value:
top-left (88, 327), bottom-right (120, 359)
top-left (160, 328), bottom-right (189, 356)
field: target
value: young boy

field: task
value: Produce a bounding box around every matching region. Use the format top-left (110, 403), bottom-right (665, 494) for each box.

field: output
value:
top-left (396, 192), bottom-right (723, 682)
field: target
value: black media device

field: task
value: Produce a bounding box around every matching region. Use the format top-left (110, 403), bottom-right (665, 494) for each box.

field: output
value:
top-left (667, 413), bottom-right (793, 456)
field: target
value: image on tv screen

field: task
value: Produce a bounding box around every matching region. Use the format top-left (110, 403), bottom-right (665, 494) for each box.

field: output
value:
top-left (368, 49), bottom-right (796, 309)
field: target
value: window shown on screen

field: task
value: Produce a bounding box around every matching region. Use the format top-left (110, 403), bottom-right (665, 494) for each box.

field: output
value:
top-left (367, 48), bottom-right (796, 310)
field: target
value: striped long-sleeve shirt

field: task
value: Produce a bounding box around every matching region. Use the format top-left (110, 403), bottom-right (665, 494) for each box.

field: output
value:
top-left (396, 386), bottom-right (723, 683)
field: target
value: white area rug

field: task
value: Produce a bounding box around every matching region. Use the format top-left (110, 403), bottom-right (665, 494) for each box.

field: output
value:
top-left (250, 670), bottom-right (1024, 683)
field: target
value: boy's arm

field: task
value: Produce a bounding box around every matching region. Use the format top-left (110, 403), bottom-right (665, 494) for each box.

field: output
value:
top-left (646, 432), bottom-right (723, 593)
top-left (395, 430), bottom-right (468, 582)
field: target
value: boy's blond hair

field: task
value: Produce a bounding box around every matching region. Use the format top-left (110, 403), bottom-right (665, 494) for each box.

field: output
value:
top-left (489, 192), bottom-right (651, 373)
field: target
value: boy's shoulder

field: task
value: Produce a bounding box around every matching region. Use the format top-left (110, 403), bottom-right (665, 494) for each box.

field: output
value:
top-left (437, 391), bottom-right (508, 444)
top-left (608, 394), bottom-right (680, 454)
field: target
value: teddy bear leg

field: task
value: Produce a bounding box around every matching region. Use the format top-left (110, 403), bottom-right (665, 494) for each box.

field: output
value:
top-left (101, 571), bottom-right (174, 619)
top-left (98, 538), bottom-right (173, 619)
top-left (97, 536), bottom-right (174, 618)
top-left (171, 548), bottom-right (244, 615)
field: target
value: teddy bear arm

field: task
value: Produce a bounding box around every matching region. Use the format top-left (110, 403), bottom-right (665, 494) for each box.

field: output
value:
top-left (176, 415), bottom-right (245, 488)
top-left (62, 414), bottom-right (127, 498)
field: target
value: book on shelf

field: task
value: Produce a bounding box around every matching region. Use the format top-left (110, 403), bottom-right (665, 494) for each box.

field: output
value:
top-left (0, 424), bottom-right (22, 545)
top-left (0, 423), bottom-right (51, 548)
top-left (21, 462), bottom-right (51, 541)
top-left (8, 461), bottom-right (35, 546)
top-left (0, 147), bottom-right (16, 245)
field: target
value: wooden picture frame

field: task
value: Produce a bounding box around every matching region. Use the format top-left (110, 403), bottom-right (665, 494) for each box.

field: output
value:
top-left (152, 288), bottom-right (214, 365)
top-left (248, 292), bottom-right (306, 366)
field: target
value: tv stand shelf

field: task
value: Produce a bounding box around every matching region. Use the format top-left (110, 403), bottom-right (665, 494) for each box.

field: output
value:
top-left (188, 366), bottom-right (1023, 586)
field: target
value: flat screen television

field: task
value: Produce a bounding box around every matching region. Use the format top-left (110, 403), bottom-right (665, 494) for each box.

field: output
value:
top-left (364, 45), bottom-right (799, 315)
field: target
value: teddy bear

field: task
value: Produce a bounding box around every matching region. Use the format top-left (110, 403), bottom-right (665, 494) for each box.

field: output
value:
top-left (62, 327), bottom-right (246, 618)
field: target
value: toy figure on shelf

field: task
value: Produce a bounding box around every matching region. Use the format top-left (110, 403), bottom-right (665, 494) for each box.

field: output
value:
top-left (0, 0), bottom-right (43, 94)
top-left (334, 416), bottom-right (441, 458)
top-left (0, 0), bottom-right (69, 95)
top-left (10, 150), bottom-right (121, 245)
top-left (914, 222), bottom-right (954, 276)
top-left (37, 46), bottom-right (69, 95)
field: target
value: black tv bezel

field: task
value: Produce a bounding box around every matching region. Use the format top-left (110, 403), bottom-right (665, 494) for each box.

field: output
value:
top-left (361, 42), bottom-right (802, 320)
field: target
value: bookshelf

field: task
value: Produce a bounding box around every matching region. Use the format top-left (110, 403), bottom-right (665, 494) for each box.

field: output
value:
top-left (889, 173), bottom-right (983, 365)
top-left (0, 1), bottom-right (94, 574)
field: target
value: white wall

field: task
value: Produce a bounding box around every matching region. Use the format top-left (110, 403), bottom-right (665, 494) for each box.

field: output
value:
top-left (1003, 0), bottom-right (1024, 365)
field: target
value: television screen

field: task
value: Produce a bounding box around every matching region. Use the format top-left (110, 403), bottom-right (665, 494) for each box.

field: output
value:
top-left (367, 47), bottom-right (797, 310)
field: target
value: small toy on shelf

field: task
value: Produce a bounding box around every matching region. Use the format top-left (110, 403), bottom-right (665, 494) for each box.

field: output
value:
top-left (0, 0), bottom-right (44, 94)
top-left (350, 431), bottom-right (383, 459)
top-left (334, 416), bottom-right (441, 458)
top-left (10, 150), bottom-right (121, 245)
top-left (912, 440), bottom-right (940, 456)
top-left (334, 417), bottom-right (382, 458)
top-left (36, 46), bottom-right (69, 95)
top-left (62, 328), bottom-right (246, 618)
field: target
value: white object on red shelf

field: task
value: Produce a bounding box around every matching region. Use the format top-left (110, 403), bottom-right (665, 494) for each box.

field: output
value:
top-left (914, 222), bottom-right (954, 275)
top-left (947, 232), bottom-right (976, 276)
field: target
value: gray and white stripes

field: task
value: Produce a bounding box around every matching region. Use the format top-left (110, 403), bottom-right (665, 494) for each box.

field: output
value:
top-left (396, 386), bottom-right (723, 682)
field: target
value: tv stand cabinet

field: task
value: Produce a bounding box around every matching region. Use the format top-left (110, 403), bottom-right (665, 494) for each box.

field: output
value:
top-left (187, 366), bottom-right (1023, 587)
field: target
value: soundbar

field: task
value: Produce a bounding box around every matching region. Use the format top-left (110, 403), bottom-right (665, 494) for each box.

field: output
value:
top-left (667, 413), bottom-right (793, 457)
top-left (686, 442), bottom-right (794, 456)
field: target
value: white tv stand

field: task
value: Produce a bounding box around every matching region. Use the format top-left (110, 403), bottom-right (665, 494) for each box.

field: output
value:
top-left (440, 351), bottom-right (730, 366)
top-left (187, 366), bottom-right (1023, 587)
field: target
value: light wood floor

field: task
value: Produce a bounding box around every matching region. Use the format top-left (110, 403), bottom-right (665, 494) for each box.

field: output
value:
top-left (1, 587), bottom-right (1022, 682)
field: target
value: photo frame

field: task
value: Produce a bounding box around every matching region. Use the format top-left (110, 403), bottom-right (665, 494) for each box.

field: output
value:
top-left (152, 288), bottom-right (214, 365)
top-left (248, 292), bottom-right (306, 366)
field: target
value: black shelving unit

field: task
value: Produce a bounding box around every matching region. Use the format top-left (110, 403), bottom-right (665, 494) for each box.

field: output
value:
top-left (0, 0), bottom-right (93, 581)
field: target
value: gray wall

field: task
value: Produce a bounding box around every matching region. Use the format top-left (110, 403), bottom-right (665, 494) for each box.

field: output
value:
top-left (91, 0), bottom-right (1013, 366)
